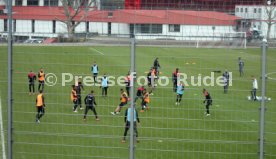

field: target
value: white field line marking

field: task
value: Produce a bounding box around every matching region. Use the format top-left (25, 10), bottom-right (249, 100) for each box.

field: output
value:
top-left (0, 96), bottom-right (6, 159)
top-left (90, 48), bottom-right (104, 55)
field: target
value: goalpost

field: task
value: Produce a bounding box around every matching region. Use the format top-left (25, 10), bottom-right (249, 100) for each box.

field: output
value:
top-left (135, 32), bottom-right (247, 49)
top-left (0, 96), bottom-right (7, 159)
top-left (195, 32), bottom-right (247, 49)
top-left (222, 32), bottom-right (247, 49)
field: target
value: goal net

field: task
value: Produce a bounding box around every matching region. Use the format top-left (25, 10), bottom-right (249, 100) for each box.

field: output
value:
top-left (220, 32), bottom-right (247, 49)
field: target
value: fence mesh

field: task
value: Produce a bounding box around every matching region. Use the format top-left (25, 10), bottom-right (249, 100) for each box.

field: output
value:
top-left (0, 0), bottom-right (276, 159)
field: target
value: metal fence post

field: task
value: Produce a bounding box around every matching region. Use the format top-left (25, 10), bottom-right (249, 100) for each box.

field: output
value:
top-left (259, 39), bottom-right (267, 159)
top-left (129, 36), bottom-right (136, 159)
top-left (7, 0), bottom-right (13, 158)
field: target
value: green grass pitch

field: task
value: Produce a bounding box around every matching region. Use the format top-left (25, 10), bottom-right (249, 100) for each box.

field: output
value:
top-left (0, 45), bottom-right (275, 159)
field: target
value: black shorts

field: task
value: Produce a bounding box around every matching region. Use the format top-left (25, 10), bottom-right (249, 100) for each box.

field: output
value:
top-left (86, 106), bottom-right (95, 111)
top-left (206, 100), bottom-right (212, 106)
top-left (136, 95), bottom-right (142, 99)
top-left (93, 73), bottom-right (98, 76)
top-left (37, 106), bottom-right (45, 114)
top-left (136, 92), bottom-right (141, 97)
top-left (142, 100), bottom-right (148, 106)
top-left (39, 80), bottom-right (44, 84)
top-left (125, 121), bottom-right (137, 129)
top-left (147, 79), bottom-right (152, 87)
top-left (73, 99), bottom-right (77, 104)
top-left (119, 102), bottom-right (127, 107)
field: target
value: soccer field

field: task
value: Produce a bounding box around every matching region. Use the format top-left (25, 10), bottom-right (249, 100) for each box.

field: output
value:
top-left (0, 45), bottom-right (275, 159)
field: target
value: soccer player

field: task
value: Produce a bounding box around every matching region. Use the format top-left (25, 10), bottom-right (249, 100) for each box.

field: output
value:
top-left (251, 76), bottom-right (258, 101)
top-left (71, 85), bottom-right (78, 112)
top-left (147, 67), bottom-right (155, 95)
top-left (147, 68), bottom-right (152, 88)
top-left (83, 90), bottom-right (99, 121)
top-left (140, 89), bottom-right (150, 113)
top-left (121, 106), bottom-right (140, 143)
top-left (135, 86), bottom-right (145, 102)
top-left (203, 88), bottom-right (212, 116)
top-left (175, 82), bottom-right (184, 105)
top-left (75, 78), bottom-right (84, 110)
top-left (111, 89), bottom-right (128, 115)
top-left (172, 68), bottom-right (179, 92)
top-left (35, 90), bottom-right (45, 123)
top-left (125, 72), bottom-right (131, 96)
top-left (222, 70), bottom-right (230, 94)
top-left (28, 70), bottom-right (36, 95)
top-left (38, 68), bottom-right (45, 92)
top-left (152, 67), bottom-right (157, 83)
top-left (101, 74), bottom-right (108, 97)
top-left (91, 61), bottom-right (99, 83)
top-left (153, 57), bottom-right (161, 77)
top-left (238, 57), bottom-right (244, 77)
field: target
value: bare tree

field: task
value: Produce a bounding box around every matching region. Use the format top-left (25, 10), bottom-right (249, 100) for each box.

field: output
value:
top-left (264, 0), bottom-right (276, 40)
top-left (58, 0), bottom-right (95, 38)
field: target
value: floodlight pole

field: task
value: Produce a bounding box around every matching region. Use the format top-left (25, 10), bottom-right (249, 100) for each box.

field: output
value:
top-left (259, 39), bottom-right (267, 159)
top-left (7, 0), bottom-right (13, 159)
top-left (129, 35), bottom-right (136, 159)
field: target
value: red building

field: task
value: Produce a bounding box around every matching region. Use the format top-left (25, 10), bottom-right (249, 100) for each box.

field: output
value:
top-left (125, 0), bottom-right (264, 12)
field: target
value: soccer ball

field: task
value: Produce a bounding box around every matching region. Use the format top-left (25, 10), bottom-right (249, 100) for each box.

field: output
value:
top-left (268, 98), bottom-right (271, 101)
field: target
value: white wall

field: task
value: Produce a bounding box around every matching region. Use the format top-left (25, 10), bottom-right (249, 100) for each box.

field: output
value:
top-left (260, 6), bottom-right (276, 38)
top-left (22, 0), bottom-right (27, 6)
top-left (184, 25), bottom-right (234, 37)
top-left (54, 21), bottom-right (87, 34)
top-left (235, 5), bottom-right (276, 39)
top-left (39, 0), bottom-right (44, 6)
top-left (111, 23), bottom-right (129, 35)
top-left (58, 0), bottom-right (62, 6)
top-left (0, 19), bottom-right (3, 32)
top-left (1, 0), bottom-right (98, 7)
top-left (75, 22), bottom-right (86, 33)
top-left (136, 24), bottom-right (236, 41)
top-left (0, 0), bottom-right (5, 5)
top-left (55, 21), bottom-right (67, 33)
top-left (0, 18), bottom-right (242, 41)
top-left (35, 20), bottom-right (52, 33)
top-left (90, 22), bottom-right (108, 35)
top-left (235, 5), bottom-right (263, 20)
top-left (16, 20), bottom-right (32, 33)
top-left (274, 24), bottom-right (276, 38)
top-left (261, 22), bottom-right (276, 39)
top-left (34, 21), bottom-right (90, 34)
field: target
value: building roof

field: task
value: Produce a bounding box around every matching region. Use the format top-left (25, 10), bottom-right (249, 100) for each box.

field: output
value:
top-left (128, 0), bottom-right (264, 12)
top-left (0, 6), bottom-right (240, 26)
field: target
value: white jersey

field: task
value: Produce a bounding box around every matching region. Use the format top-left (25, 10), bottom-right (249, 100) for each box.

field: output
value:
top-left (252, 79), bottom-right (258, 89)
